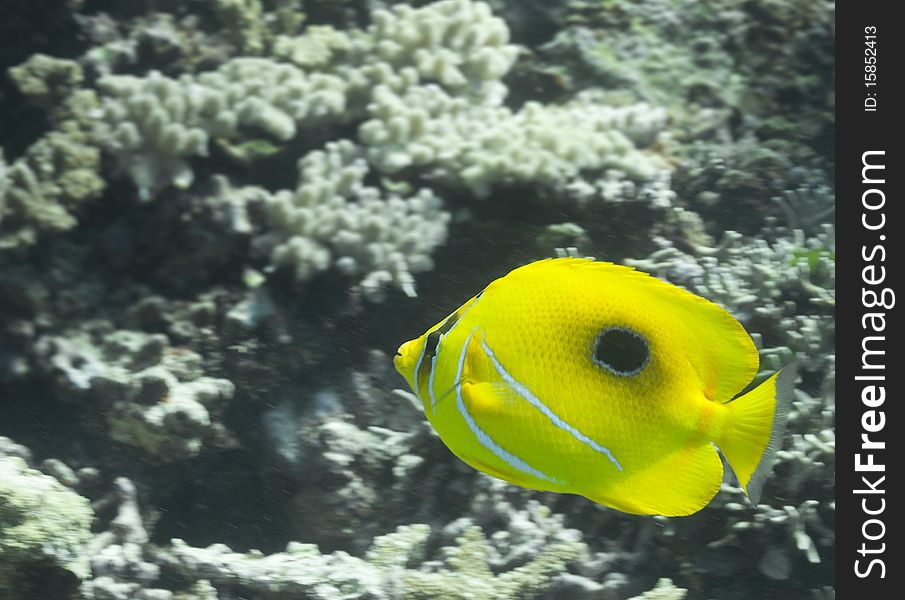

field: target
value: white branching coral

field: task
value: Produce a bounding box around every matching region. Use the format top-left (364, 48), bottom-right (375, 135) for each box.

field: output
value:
top-left (90, 0), bottom-right (670, 297)
top-left (258, 140), bottom-right (449, 299)
top-left (206, 140), bottom-right (449, 300)
top-left (354, 2), bottom-right (668, 196)
top-left (367, 0), bottom-right (517, 100)
top-left (96, 59), bottom-right (349, 197)
top-left (92, 0), bottom-right (522, 197)
top-left (360, 86), bottom-right (667, 197)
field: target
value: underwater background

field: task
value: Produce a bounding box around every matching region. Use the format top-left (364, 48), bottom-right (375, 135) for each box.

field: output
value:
top-left (0, 1), bottom-right (834, 599)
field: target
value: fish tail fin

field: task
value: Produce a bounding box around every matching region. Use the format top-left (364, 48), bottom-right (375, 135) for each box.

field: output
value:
top-left (719, 363), bottom-right (796, 505)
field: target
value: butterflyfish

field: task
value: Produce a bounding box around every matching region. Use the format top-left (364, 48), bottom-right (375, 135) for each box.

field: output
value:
top-left (393, 258), bottom-right (794, 516)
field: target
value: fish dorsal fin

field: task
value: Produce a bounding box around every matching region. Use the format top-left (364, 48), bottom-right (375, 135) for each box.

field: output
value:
top-left (509, 258), bottom-right (759, 403)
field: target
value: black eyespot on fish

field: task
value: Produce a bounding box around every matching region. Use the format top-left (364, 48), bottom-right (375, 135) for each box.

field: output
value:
top-left (593, 327), bottom-right (650, 376)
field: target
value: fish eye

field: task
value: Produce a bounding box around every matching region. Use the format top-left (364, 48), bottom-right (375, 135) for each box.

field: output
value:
top-left (593, 327), bottom-right (649, 376)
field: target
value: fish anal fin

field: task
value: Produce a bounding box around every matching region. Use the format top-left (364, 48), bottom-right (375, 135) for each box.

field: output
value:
top-left (586, 442), bottom-right (723, 516)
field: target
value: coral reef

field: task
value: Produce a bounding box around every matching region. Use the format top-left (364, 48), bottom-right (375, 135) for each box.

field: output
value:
top-left (628, 579), bottom-right (687, 600)
top-left (0, 0), bottom-right (834, 599)
top-left (155, 523), bottom-right (584, 599)
top-left (0, 129), bottom-right (103, 249)
top-left (36, 323), bottom-right (237, 460)
top-left (1, 55), bottom-right (104, 250)
top-left (78, 0), bottom-right (669, 296)
top-left (228, 140), bottom-right (451, 300)
top-left (80, 478), bottom-right (168, 600)
top-left (0, 443), bottom-right (93, 597)
top-left (527, 0), bottom-right (834, 234)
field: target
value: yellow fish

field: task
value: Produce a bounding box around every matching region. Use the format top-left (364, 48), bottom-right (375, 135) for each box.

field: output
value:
top-left (393, 258), bottom-right (794, 516)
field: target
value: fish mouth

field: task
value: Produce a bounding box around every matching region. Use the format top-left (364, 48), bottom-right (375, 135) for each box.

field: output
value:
top-left (392, 344), bottom-right (410, 374)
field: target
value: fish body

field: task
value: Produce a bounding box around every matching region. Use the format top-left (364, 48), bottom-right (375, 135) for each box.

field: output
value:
top-left (393, 258), bottom-right (793, 516)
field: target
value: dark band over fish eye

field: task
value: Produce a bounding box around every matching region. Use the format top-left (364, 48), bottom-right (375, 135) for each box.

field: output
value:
top-left (593, 327), bottom-right (650, 376)
top-left (425, 312), bottom-right (457, 358)
top-left (415, 290), bottom-right (485, 403)
top-left (416, 309), bottom-right (462, 389)
top-left (422, 290), bottom-right (484, 362)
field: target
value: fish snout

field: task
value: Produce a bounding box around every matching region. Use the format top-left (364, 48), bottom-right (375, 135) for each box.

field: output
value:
top-left (393, 339), bottom-right (418, 376)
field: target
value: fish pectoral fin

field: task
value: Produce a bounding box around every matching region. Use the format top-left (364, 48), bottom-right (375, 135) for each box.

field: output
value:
top-left (587, 442), bottom-right (723, 517)
top-left (430, 328), bottom-right (495, 411)
top-left (461, 329), bottom-right (498, 384)
top-left (432, 378), bottom-right (511, 414)
top-left (460, 380), bottom-right (512, 420)
top-left (459, 380), bottom-right (553, 489)
top-left (461, 332), bottom-right (527, 409)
